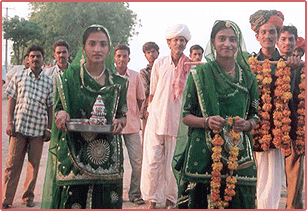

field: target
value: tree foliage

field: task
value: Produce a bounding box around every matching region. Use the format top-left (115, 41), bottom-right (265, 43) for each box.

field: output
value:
top-left (29, 2), bottom-right (141, 63)
top-left (2, 15), bottom-right (42, 65)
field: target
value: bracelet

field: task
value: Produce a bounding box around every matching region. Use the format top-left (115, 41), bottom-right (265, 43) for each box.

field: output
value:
top-left (7, 121), bottom-right (14, 125)
top-left (204, 117), bottom-right (210, 129)
top-left (54, 111), bottom-right (61, 119)
top-left (45, 128), bottom-right (52, 133)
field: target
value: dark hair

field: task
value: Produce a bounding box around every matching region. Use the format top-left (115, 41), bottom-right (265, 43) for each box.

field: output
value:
top-left (24, 53), bottom-right (29, 59)
top-left (114, 44), bottom-right (130, 55)
top-left (211, 21), bottom-right (235, 40)
top-left (280, 25), bottom-right (298, 41)
top-left (53, 39), bottom-right (70, 52)
top-left (26, 44), bottom-right (45, 58)
top-left (83, 25), bottom-right (110, 47)
top-left (142, 42), bottom-right (159, 53)
top-left (190, 44), bottom-right (204, 54)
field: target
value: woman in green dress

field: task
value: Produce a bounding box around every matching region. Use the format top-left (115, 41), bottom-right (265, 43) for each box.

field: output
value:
top-left (173, 20), bottom-right (259, 209)
top-left (41, 25), bottom-right (128, 209)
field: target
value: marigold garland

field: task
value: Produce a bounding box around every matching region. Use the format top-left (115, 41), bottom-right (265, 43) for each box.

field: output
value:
top-left (248, 56), bottom-right (304, 157)
top-left (249, 57), bottom-right (272, 151)
top-left (272, 59), bottom-right (292, 156)
top-left (210, 117), bottom-right (239, 209)
top-left (296, 67), bottom-right (305, 155)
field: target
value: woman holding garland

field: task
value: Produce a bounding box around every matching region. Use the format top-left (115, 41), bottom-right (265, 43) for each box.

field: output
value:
top-left (41, 25), bottom-right (128, 209)
top-left (173, 20), bottom-right (259, 209)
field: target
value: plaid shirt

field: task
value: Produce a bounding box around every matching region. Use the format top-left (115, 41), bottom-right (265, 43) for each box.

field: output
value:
top-left (6, 68), bottom-right (54, 137)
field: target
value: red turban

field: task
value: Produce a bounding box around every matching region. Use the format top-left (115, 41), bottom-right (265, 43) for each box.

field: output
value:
top-left (250, 10), bottom-right (284, 32)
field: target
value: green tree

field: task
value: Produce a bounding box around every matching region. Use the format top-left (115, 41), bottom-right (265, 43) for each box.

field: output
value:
top-left (29, 2), bottom-right (141, 63)
top-left (2, 15), bottom-right (42, 65)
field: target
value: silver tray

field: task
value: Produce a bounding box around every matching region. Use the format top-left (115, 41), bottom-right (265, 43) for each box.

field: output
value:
top-left (67, 119), bottom-right (114, 133)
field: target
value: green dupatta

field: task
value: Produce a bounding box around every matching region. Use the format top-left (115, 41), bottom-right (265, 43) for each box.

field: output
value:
top-left (172, 20), bottom-right (259, 187)
top-left (41, 47), bottom-right (128, 208)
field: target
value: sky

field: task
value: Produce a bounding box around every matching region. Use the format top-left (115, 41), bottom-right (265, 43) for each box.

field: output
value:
top-left (1, 1), bottom-right (306, 72)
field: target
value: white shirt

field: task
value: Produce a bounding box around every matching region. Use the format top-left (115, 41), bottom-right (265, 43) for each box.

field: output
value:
top-left (148, 55), bottom-right (186, 137)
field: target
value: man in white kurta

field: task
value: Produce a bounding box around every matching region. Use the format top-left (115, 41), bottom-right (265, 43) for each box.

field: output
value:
top-left (141, 24), bottom-right (192, 209)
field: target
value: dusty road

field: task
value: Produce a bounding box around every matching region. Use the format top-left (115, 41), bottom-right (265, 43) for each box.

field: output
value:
top-left (1, 87), bottom-right (305, 209)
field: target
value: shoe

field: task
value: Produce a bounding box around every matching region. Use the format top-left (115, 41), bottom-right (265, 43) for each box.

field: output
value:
top-left (165, 199), bottom-right (174, 209)
top-left (147, 200), bottom-right (156, 209)
top-left (2, 204), bottom-right (11, 209)
top-left (131, 197), bottom-right (145, 205)
top-left (24, 200), bottom-right (35, 207)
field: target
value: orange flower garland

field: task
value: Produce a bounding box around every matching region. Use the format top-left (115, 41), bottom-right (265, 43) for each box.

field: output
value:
top-left (248, 56), bottom-right (299, 157)
top-left (296, 67), bottom-right (305, 155)
top-left (274, 59), bottom-right (292, 156)
top-left (210, 116), bottom-right (239, 209)
top-left (249, 57), bottom-right (273, 151)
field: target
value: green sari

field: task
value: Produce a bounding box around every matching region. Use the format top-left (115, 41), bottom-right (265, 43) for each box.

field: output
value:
top-left (41, 50), bottom-right (128, 209)
top-left (172, 20), bottom-right (259, 209)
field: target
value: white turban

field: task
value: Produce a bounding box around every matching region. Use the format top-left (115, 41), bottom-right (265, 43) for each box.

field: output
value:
top-left (165, 24), bottom-right (191, 41)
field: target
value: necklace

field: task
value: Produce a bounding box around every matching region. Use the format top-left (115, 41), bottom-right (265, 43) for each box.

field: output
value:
top-left (85, 65), bottom-right (105, 80)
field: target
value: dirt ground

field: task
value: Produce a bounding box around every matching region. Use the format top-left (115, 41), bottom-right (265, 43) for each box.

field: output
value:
top-left (1, 86), bottom-right (305, 209)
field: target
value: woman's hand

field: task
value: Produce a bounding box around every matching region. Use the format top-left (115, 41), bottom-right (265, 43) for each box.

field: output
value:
top-left (112, 118), bottom-right (126, 135)
top-left (207, 116), bottom-right (225, 130)
top-left (55, 110), bottom-right (70, 132)
top-left (233, 117), bottom-right (250, 133)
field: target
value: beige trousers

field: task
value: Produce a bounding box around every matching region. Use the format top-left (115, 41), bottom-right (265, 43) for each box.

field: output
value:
top-left (285, 141), bottom-right (304, 209)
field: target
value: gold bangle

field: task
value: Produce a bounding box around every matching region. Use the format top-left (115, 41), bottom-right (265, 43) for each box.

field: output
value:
top-left (45, 128), bottom-right (52, 133)
top-left (54, 111), bottom-right (60, 119)
top-left (204, 117), bottom-right (209, 129)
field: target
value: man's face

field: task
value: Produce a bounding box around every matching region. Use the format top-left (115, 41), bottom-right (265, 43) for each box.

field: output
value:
top-left (167, 36), bottom-right (187, 55)
top-left (277, 31), bottom-right (297, 56)
top-left (54, 46), bottom-right (69, 65)
top-left (190, 49), bottom-right (203, 62)
top-left (24, 56), bottom-right (30, 69)
top-left (256, 23), bottom-right (278, 49)
top-left (144, 48), bottom-right (159, 64)
top-left (114, 49), bottom-right (130, 69)
top-left (29, 51), bottom-right (44, 71)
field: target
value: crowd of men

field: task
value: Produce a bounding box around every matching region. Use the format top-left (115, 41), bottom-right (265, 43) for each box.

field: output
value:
top-left (2, 8), bottom-right (305, 210)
